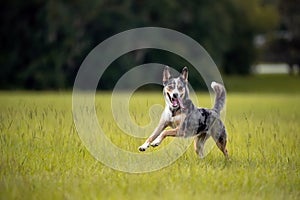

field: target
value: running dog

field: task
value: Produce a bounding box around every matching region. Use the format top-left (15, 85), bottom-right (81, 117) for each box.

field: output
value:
top-left (138, 66), bottom-right (228, 158)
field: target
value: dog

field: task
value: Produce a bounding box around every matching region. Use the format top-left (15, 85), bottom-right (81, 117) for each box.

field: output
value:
top-left (138, 66), bottom-right (228, 158)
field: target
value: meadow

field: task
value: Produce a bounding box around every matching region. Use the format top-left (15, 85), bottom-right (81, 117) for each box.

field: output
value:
top-left (0, 75), bottom-right (299, 200)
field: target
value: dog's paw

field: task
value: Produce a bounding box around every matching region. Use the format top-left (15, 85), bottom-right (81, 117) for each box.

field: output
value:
top-left (151, 138), bottom-right (161, 147)
top-left (138, 143), bottom-right (149, 152)
top-left (138, 146), bottom-right (146, 151)
top-left (150, 142), bottom-right (159, 147)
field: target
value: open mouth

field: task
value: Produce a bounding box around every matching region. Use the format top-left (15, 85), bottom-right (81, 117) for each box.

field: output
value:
top-left (167, 93), bottom-right (184, 108)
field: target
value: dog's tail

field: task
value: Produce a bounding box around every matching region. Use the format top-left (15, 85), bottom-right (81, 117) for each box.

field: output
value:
top-left (211, 81), bottom-right (226, 113)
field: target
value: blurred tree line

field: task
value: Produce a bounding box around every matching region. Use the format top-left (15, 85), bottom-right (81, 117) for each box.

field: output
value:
top-left (260, 0), bottom-right (300, 74)
top-left (0, 0), bottom-right (280, 90)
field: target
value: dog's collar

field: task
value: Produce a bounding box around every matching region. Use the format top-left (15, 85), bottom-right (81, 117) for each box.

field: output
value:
top-left (170, 106), bottom-right (181, 117)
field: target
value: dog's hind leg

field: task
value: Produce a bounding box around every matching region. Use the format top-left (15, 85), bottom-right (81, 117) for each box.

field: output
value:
top-left (194, 133), bottom-right (209, 158)
top-left (211, 128), bottom-right (228, 158)
top-left (219, 130), bottom-right (229, 158)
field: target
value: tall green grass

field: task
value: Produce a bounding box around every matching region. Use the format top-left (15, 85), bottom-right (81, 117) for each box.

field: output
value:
top-left (0, 89), bottom-right (299, 200)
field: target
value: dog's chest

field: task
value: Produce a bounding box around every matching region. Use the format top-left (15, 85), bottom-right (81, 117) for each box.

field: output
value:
top-left (169, 114), bottom-right (184, 128)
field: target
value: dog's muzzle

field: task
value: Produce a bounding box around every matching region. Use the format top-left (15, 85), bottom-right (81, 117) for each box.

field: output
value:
top-left (168, 93), bottom-right (185, 109)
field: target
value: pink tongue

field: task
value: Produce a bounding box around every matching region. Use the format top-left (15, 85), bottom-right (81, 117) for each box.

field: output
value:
top-left (172, 100), bottom-right (178, 107)
top-left (172, 98), bottom-right (185, 109)
top-left (177, 97), bottom-right (185, 109)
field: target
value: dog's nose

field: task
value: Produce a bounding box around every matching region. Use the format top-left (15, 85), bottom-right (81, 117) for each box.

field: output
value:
top-left (173, 93), bottom-right (178, 98)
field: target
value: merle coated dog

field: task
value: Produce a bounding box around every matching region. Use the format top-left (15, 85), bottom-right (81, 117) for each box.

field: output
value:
top-left (138, 66), bottom-right (228, 158)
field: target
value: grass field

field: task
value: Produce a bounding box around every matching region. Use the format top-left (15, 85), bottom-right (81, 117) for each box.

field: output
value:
top-left (0, 75), bottom-right (299, 199)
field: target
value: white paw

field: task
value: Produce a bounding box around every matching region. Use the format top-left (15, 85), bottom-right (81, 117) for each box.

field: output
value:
top-left (138, 143), bottom-right (149, 152)
top-left (151, 137), bottom-right (162, 147)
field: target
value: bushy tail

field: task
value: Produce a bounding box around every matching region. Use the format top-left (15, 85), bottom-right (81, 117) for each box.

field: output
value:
top-left (211, 81), bottom-right (226, 113)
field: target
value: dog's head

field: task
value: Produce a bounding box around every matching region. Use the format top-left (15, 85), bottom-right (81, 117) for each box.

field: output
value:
top-left (163, 66), bottom-right (189, 109)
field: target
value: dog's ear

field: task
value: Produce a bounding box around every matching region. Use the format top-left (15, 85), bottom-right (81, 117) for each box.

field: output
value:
top-left (181, 66), bottom-right (188, 82)
top-left (163, 66), bottom-right (171, 85)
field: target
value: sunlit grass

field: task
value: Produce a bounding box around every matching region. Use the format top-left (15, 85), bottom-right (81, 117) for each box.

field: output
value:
top-left (0, 90), bottom-right (299, 199)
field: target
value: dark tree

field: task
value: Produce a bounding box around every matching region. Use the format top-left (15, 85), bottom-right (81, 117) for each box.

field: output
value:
top-left (279, 0), bottom-right (300, 74)
top-left (0, 0), bottom-right (279, 89)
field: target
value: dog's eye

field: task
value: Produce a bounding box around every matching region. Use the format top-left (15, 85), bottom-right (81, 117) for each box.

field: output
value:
top-left (168, 85), bottom-right (174, 90)
top-left (178, 86), bottom-right (184, 91)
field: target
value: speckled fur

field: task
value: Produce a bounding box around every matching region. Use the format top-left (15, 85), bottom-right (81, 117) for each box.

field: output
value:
top-left (138, 66), bottom-right (228, 158)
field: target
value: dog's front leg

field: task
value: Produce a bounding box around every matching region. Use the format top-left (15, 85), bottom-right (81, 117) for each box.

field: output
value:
top-left (151, 127), bottom-right (184, 147)
top-left (138, 121), bottom-right (168, 151)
